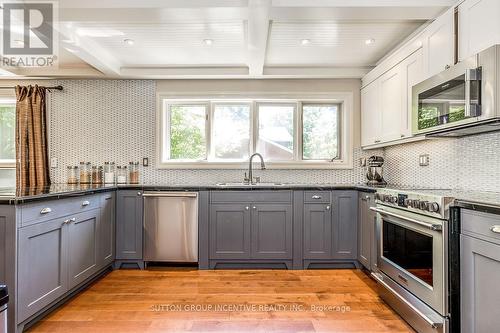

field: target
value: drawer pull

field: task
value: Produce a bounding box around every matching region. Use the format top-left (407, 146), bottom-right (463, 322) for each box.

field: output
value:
top-left (245, 206), bottom-right (249, 210)
top-left (490, 225), bottom-right (500, 234)
top-left (63, 218), bottom-right (76, 225)
top-left (40, 207), bottom-right (52, 214)
top-left (326, 205), bottom-right (330, 211)
top-left (311, 195), bottom-right (322, 200)
top-left (81, 200), bottom-right (90, 206)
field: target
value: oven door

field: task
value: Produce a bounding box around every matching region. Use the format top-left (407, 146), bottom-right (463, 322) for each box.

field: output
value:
top-left (412, 55), bottom-right (481, 135)
top-left (372, 205), bottom-right (446, 315)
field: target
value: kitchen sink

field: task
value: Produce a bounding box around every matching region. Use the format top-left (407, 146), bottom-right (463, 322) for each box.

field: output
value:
top-left (216, 182), bottom-right (285, 187)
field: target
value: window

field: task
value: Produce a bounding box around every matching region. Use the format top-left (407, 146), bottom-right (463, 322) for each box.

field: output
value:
top-left (158, 95), bottom-right (352, 169)
top-left (302, 104), bottom-right (339, 160)
top-left (0, 100), bottom-right (15, 167)
top-left (257, 104), bottom-right (295, 161)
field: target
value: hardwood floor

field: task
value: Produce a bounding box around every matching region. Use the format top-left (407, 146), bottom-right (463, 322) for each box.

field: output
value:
top-left (27, 269), bottom-right (414, 333)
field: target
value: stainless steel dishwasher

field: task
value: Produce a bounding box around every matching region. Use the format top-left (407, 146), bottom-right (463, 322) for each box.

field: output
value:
top-left (143, 192), bottom-right (198, 263)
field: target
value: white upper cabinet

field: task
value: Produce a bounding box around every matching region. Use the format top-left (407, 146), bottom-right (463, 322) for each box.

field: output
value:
top-left (379, 64), bottom-right (404, 143)
top-left (458, 0), bottom-right (500, 61)
top-left (401, 48), bottom-right (424, 139)
top-left (422, 7), bottom-right (455, 77)
top-left (361, 80), bottom-right (382, 147)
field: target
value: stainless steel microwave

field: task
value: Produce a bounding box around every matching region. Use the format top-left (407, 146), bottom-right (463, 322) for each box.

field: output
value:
top-left (412, 44), bottom-right (500, 136)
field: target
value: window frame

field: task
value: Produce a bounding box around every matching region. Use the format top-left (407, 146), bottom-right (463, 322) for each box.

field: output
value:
top-left (0, 98), bottom-right (16, 168)
top-left (156, 93), bottom-right (354, 169)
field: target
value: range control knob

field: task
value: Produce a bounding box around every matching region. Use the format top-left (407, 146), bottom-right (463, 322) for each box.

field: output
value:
top-left (375, 193), bottom-right (382, 201)
top-left (428, 202), bottom-right (440, 213)
top-left (404, 198), bottom-right (413, 207)
top-left (411, 200), bottom-right (420, 209)
top-left (390, 196), bottom-right (398, 204)
top-left (419, 201), bottom-right (429, 210)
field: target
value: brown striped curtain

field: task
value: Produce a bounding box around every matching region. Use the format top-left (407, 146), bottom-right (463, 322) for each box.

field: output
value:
top-left (15, 85), bottom-right (51, 188)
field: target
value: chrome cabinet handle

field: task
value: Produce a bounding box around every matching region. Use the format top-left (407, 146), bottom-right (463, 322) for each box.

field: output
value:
top-left (326, 205), bottom-right (330, 211)
top-left (40, 207), bottom-right (52, 214)
top-left (252, 206), bottom-right (257, 210)
top-left (63, 217), bottom-right (76, 225)
top-left (245, 206), bottom-right (249, 210)
top-left (105, 196), bottom-right (112, 200)
top-left (81, 200), bottom-right (90, 206)
top-left (137, 192), bottom-right (142, 196)
top-left (490, 225), bottom-right (500, 234)
top-left (311, 195), bottom-right (322, 199)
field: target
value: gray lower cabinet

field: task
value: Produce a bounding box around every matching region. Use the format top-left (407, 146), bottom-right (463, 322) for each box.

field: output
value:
top-left (116, 190), bottom-right (143, 260)
top-left (98, 192), bottom-right (115, 268)
top-left (332, 191), bottom-right (358, 260)
top-left (358, 192), bottom-right (375, 269)
top-left (17, 216), bottom-right (69, 322)
top-left (68, 209), bottom-right (100, 289)
top-left (251, 204), bottom-right (292, 259)
top-left (303, 203), bottom-right (332, 259)
top-left (210, 204), bottom-right (251, 259)
top-left (461, 235), bottom-right (500, 333)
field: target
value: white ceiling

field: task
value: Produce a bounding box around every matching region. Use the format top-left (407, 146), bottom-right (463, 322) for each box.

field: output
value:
top-left (0, 0), bottom-right (456, 79)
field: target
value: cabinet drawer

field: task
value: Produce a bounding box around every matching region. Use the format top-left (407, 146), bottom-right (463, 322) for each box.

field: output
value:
top-left (462, 209), bottom-right (500, 245)
top-left (304, 191), bottom-right (331, 203)
top-left (211, 191), bottom-right (292, 203)
top-left (20, 195), bottom-right (101, 227)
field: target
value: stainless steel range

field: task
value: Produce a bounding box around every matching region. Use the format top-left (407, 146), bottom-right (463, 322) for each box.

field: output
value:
top-left (370, 188), bottom-right (459, 333)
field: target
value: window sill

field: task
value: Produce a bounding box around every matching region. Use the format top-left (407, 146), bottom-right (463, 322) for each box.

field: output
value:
top-left (156, 160), bottom-right (353, 170)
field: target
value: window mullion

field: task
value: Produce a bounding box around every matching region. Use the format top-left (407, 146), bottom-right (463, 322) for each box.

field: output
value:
top-left (207, 102), bottom-right (214, 161)
top-left (251, 101), bottom-right (258, 156)
top-left (295, 102), bottom-right (303, 162)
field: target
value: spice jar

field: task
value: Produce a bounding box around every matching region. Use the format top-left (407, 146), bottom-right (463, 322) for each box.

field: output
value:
top-left (79, 162), bottom-right (91, 184)
top-left (67, 166), bottom-right (79, 184)
top-left (104, 162), bottom-right (115, 184)
top-left (128, 162), bottom-right (140, 184)
top-left (92, 166), bottom-right (103, 184)
top-left (116, 166), bottom-right (127, 184)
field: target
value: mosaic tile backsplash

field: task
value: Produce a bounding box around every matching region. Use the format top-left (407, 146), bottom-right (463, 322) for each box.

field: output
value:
top-left (48, 79), bottom-right (379, 185)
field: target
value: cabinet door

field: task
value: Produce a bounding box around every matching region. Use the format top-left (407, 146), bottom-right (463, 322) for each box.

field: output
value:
top-left (459, 0), bottom-right (500, 61)
top-left (210, 204), bottom-right (251, 259)
top-left (461, 235), bottom-right (500, 333)
top-left (401, 48), bottom-right (424, 138)
top-left (380, 65), bottom-right (404, 143)
top-left (116, 190), bottom-right (143, 260)
top-left (303, 203), bottom-right (332, 259)
top-left (251, 204), bottom-right (292, 259)
top-left (357, 194), bottom-right (371, 269)
top-left (68, 209), bottom-right (99, 289)
top-left (423, 7), bottom-right (454, 77)
top-left (332, 191), bottom-right (358, 260)
top-left (361, 80), bottom-right (382, 147)
top-left (17, 217), bottom-right (68, 322)
top-left (98, 192), bottom-right (115, 268)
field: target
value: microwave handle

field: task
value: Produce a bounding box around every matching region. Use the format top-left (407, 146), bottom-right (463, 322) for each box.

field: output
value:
top-left (465, 67), bottom-right (482, 118)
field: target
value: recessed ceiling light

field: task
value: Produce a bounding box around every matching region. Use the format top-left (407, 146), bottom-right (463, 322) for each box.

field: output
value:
top-left (365, 38), bottom-right (376, 45)
top-left (301, 39), bottom-right (311, 45)
top-left (203, 39), bottom-right (214, 46)
top-left (124, 38), bottom-right (134, 45)
top-left (13, 39), bottom-right (24, 46)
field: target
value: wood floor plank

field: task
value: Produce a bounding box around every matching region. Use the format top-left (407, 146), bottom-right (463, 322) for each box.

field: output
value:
top-left (26, 269), bottom-right (414, 333)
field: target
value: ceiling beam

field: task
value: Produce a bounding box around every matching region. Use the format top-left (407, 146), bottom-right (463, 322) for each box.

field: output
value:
top-left (264, 66), bottom-right (372, 78)
top-left (56, 26), bottom-right (122, 76)
top-left (120, 66), bottom-right (249, 78)
top-left (58, 0), bottom-right (247, 9)
top-left (271, 0), bottom-right (456, 7)
top-left (247, 0), bottom-right (271, 76)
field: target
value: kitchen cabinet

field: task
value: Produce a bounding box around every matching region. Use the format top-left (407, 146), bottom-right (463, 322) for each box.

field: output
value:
top-left (210, 204), bottom-right (251, 259)
top-left (98, 192), bottom-right (115, 268)
top-left (303, 203), bottom-right (332, 259)
top-left (379, 64), bottom-right (404, 143)
top-left (361, 80), bottom-right (382, 147)
top-left (357, 193), bottom-right (375, 270)
top-left (332, 191), bottom-right (358, 260)
top-left (458, 0), bottom-right (500, 61)
top-left (17, 216), bottom-right (69, 322)
top-left (422, 7), bottom-right (455, 77)
top-left (251, 204), bottom-right (292, 259)
top-left (209, 191), bottom-right (293, 262)
top-left (116, 190), bottom-right (143, 260)
top-left (401, 47), bottom-right (424, 138)
top-left (461, 235), bottom-right (500, 333)
top-left (68, 210), bottom-right (100, 289)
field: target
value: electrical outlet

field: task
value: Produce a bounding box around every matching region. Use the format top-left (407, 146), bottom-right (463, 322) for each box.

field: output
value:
top-left (143, 157), bottom-right (149, 167)
top-left (419, 154), bottom-right (430, 166)
top-left (50, 157), bottom-right (58, 168)
top-left (359, 157), bottom-right (366, 167)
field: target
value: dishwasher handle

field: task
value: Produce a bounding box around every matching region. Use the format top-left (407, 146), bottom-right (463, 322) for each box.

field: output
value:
top-left (142, 192), bottom-right (198, 198)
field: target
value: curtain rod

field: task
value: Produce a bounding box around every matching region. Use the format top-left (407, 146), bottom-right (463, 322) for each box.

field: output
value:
top-left (0, 85), bottom-right (63, 90)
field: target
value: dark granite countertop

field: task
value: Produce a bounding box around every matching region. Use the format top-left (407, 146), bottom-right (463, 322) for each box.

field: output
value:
top-left (0, 183), bottom-right (377, 204)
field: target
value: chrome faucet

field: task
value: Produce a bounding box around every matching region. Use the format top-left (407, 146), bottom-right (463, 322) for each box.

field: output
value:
top-left (244, 153), bottom-right (266, 185)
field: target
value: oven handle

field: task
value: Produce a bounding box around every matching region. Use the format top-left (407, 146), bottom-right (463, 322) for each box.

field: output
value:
top-left (371, 272), bottom-right (442, 329)
top-left (369, 207), bottom-right (442, 231)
